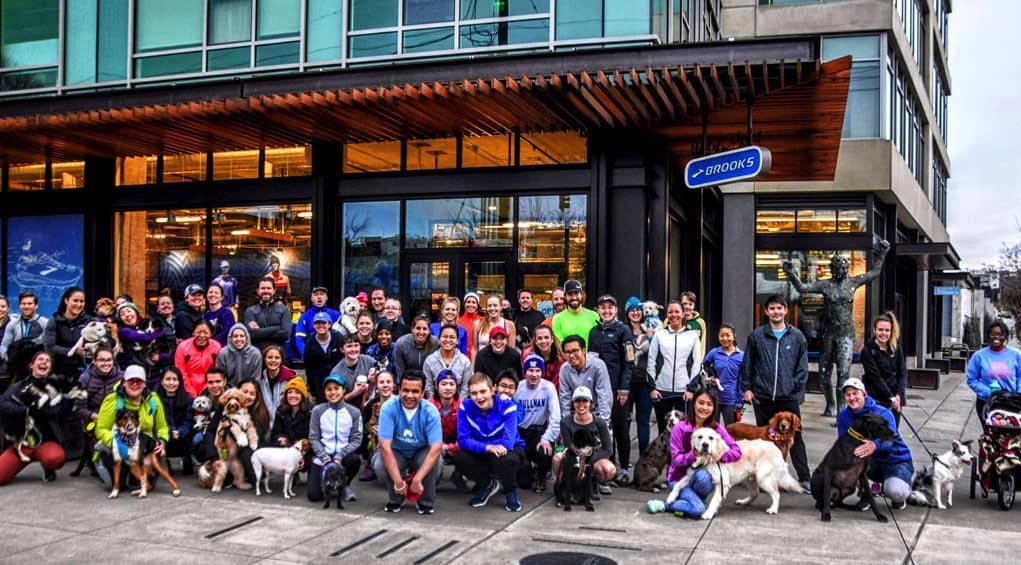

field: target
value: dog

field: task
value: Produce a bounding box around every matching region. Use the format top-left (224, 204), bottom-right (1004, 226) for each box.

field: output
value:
top-left (555, 428), bottom-right (601, 512)
top-left (633, 409), bottom-right (684, 492)
top-left (210, 389), bottom-right (259, 492)
top-left (4, 381), bottom-right (75, 463)
top-left (669, 429), bottom-right (802, 519)
top-left (68, 321), bottom-right (109, 360)
top-left (810, 413), bottom-right (897, 522)
top-left (108, 408), bottom-right (181, 499)
top-left (332, 297), bottom-right (360, 336)
top-left (726, 411), bottom-right (801, 461)
top-left (640, 301), bottom-right (663, 333)
top-left (908, 440), bottom-right (974, 509)
top-left (191, 396), bottom-right (212, 433)
top-left (197, 460), bottom-right (228, 490)
top-left (321, 462), bottom-right (347, 509)
top-left (252, 440), bottom-right (310, 499)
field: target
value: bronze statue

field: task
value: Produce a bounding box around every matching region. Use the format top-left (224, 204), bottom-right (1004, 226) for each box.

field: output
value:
top-left (782, 240), bottom-right (890, 416)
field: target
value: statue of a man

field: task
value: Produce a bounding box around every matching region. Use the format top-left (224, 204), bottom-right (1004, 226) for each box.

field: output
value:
top-left (781, 240), bottom-right (891, 416)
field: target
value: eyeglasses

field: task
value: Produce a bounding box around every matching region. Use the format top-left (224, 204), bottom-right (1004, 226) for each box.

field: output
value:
top-left (563, 348), bottom-right (583, 356)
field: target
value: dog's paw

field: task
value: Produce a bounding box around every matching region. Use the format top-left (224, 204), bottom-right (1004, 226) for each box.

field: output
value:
top-left (108, 490), bottom-right (119, 499)
top-left (821, 513), bottom-right (831, 522)
top-left (236, 482), bottom-right (253, 491)
top-left (136, 491), bottom-right (148, 499)
top-left (765, 507), bottom-right (778, 515)
top-left (735, 497), bottom-right (752, 506)
top-left (700, 513), bottom-right (714, 520)
top-left (211, 486), bottom-right (222, 493)
top-left (172, 489), bottom-right (181, 497)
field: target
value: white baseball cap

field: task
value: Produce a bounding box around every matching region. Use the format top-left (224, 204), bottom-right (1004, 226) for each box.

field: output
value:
top-left (124, 365), bottom-right (147, 382)
top-left (841, 377), bottom-right (866, 393)
top-left (572, 386), bottom-right (593, 402)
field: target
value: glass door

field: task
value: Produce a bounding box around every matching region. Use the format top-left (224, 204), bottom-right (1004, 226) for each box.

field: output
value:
top-left (402, 251), bottom-right (513, 320)
top-left (407, 260), bottom-right (451, 321)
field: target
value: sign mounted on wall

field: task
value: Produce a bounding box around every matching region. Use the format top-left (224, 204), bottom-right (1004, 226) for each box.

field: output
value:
top-left (685, 145), bottom-right (772, 189)
top-left (933, 286), bottom-right (961, 296)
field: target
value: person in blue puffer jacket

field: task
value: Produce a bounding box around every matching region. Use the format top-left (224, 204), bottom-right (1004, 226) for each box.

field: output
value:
top-left (836, 378), bottom-right (913, 509)
top-left (308, 374), bottom-right (362, 503)
top-left (702, 324), bottom-right (744, 425)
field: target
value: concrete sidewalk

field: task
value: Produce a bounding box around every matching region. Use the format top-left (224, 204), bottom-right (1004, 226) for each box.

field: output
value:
top-left (1, 370), bottom-right (1016, 564)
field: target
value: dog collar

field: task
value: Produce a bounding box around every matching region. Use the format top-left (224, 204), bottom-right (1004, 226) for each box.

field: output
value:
top-left (768, 428), bottom-right (779, 439)
top-left (846, 427), bottom-right (868, 443)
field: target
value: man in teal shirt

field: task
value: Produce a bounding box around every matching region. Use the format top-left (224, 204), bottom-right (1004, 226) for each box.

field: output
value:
top-left (552, 279), bottom-right (599, 344)
top-left (374, 369), bottom-right (444, 515)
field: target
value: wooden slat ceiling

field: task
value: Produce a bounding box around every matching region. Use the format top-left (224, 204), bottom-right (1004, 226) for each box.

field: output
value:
top-left (0, 56), bottom-right (851, 182)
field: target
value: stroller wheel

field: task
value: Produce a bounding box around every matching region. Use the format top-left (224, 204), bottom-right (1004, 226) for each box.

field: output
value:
top-left (970, 459), bottom-right (977, 500)
top-left (998, 474), bottom-right (1015, 511)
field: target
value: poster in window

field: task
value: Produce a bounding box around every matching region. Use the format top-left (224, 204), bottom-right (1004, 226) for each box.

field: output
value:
top-left (6, 215), bottom-right (85, 318)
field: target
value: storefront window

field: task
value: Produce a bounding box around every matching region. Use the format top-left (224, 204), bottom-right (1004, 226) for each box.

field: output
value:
top-left (405, 197), bottom-right (513, 248)
top-left (755, 210), bottom-right (795, 234)
top-left (406, 138), bottom-right (457, 171)
top-left (115, 209), bottom-right (207, 313)
top-left (116, 156), bottom-right (159, 186)
top-left (519, 131), bottom-right (587, 165)
top-left (265, 146), bottom-right (312, 177)
top-left (164, 153), bottom-right (208, 183)
top-left (754, 249), bottom-right (868, 351)
top-left (344, 141), bottom-right (402, 173)
top-left (51, 162), bottom-right (85, 190)
top-left (837, 209), bottom-right (867, 233)
top-left (212, 150), bottom-right (261, 180)
top-left (7, 164), bottom-right (46, 191)
top-left (343, 201), bottom-right (401, 298)
top-left (518, 194), bottom-right (587, 279)
top-left (795, 209), bottom-right (837, 233)
top-left (462, 134), bottom-right (513, 168)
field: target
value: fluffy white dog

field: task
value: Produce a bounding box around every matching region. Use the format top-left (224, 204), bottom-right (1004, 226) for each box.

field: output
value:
top-left (333, 297), bottom-right (360, 336)
top-left (667, 429), bottom-right (802, 519)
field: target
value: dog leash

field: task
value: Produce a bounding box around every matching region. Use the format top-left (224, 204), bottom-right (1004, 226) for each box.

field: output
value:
top-left (899, 412), bottom-right (951, 471)
top-left (879, 494), bottom-right (916, 565)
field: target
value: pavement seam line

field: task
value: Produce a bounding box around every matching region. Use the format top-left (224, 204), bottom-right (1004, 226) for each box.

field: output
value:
top-left (443, 491), bottom-right (557, 564)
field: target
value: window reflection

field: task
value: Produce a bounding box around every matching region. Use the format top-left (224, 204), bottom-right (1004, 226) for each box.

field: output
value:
top-left (406, 138), bottom-right (457, 170)
top-left (795, 209), bottom-right (837, 233)
top-left (265, 145), bottom-right (312, 177)
top-left (462, 134), bottom-right (513, 168)
top-left (519, 131), bottom-right (587, 165)
top-left (343, 201), bottom-right (401, 298)
top-left (212, 149), bottom-right (260, 181)
top-left (164, 153), bottom-right (207, 183)
top-left (755, 210), bottom-right (795, 234)
top-left (116, 156), bottom-right (158, 186)
top-left (7, 164), bottom-right (47, 191)
top-left (405, 197), bottom-right (513, 248)
top-left (837, 209), bottom-right (867, 233)
top-left (344, 140), bottom-right (402, 173)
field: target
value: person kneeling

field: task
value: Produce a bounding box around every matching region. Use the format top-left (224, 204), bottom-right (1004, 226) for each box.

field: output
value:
top-left (454, 372), bottom-right (525, 512)
top-left (307, 375), bottom-right (362, 503)
top-left (552, 386), bottom-right (615, 507)
top-left (373, 370), bottom-right (443, 514)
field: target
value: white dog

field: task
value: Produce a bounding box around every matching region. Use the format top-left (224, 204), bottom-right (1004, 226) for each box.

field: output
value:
top-left (251, 440), bottom-right (310, 499)
top-left (668, 429), bottom-right (802, 519)
top-left (641, 301), bottom-right (663, 333)
top-left (69, 321), bottom-right (108, 359)
top-left (908, 440), bottom-right (973, 509)
top-left (333, 297), bottom-right (360, 336)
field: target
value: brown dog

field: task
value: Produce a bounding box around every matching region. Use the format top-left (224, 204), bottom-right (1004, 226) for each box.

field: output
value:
top-left (109, 409), bottom-right (181, 499)
top-left (210, 389), bottom-right (259, 492)
top-left (726, 411), bottom-right (800, 461)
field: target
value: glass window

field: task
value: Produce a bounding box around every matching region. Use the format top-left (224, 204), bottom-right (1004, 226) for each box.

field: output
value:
top-left (405, 197), bottom-right (513, 248)
top-left (134, 52), bottom-right (203, 78)
top-left (349, 32), bottom-right (398, 57)
top-left (211, 204), bottom-right (312, 311)
top-left (344, 140), bottom-right (402, 173)
top-left (843, 61), bottom-right (880, 138)
top-left (403, 28), bottom-right (454, 54)
top-left (65, 0), bottom-right (98, 85)
top-left (519, 131), bottom-right (588, 165)
top-left (822, 35), bottom-right (880, 60)
top-left (307, 0), bottom-right (343, 61)
top-left (208, 46), bottom-right (251, 71)
top-left (556, 0), bottom-right (601, 40)
top-left (351, 0), bottom-right (398, 31)
top-left (406, 138), bottom-right (457, 170)
top-left (163, 153), bottom-right (207, 183)
top-left (115, 156), bottom-right (158, 186)
top-left (255, 41), bottom-right (300, 66)
top-left (837, 209), bottom-right (867, 233)
top-left (462, 134), bottom-right (513, 168)
top-left (7, 164), bottom-right (46, 191)
top-left (0, 68), bottom-right (58, 91)
top-left (258, 0), bottom-right (301, 39)
top-left (463, 0), bottom-right (549, 19)
top-left (343, 201), bottom-right (401, 298)
top-left (405, 0), bottom-right (454, 25)
top-left (265, 146), bottom-right (312, 177)
top-left (755, 210), bottom-right (795, 234)
top-left (114, 209), bottom-right (207, 312)
top-left (135, 0), bottom-right (203, 52)
top-left (754, 249), bottom-right (868, 351)
top-left (461, 19), bottom-right (549, 48)
top-left (795, 209), bottom-right (837, 233)
top-left (518, 194), bottom-right (588, 281)
top-left (65, 0), bottom-right (129, 85)
top-left (0, 0), bottom-right (59, 67)
top-left (6, 215), bottom-right (85, 318)
top-left (51, 162), bottom-right (86, 190)
top-left (208, 0), bottom-right (252, 45)
top-left (605, 0), bottom-right (650, 37)
top-left (212, 150), bottom-right (260, 180)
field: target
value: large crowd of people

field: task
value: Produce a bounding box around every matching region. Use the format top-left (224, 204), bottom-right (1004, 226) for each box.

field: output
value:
top-left (0, 281), bottom-right (1019, 519)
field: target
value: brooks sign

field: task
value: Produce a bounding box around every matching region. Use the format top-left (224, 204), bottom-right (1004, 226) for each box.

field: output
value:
top-left (685, 146), bottom-right (772, 189)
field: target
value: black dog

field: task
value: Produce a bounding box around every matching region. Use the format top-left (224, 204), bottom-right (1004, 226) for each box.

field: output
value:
top-left (555, 428), bottom-right (600, 512)
top-left (321, 462), bottom-right (346, 510)
top-left (810, 413), bottom-right (897, 522)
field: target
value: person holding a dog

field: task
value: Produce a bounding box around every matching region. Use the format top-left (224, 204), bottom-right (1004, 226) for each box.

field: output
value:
top-left (552, 386), bottom-right (615, 503)
top-left (45, 286), bottom-right (96, 379)
top-left (308, 374), bottom-right (363, 503)
top-left (0, 351), bottom-right (72, 484)
top-left (836, 378), bottom-right (913, 509)
top-left (375, 370), bottom-right (444, 514)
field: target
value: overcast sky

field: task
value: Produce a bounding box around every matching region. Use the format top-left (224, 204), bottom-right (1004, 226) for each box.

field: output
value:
top-left (946, 0), bottom-right (1021, 269)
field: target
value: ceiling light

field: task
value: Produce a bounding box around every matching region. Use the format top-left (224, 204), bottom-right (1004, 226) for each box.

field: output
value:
top-left (231, 229), bottom-right (250, 236)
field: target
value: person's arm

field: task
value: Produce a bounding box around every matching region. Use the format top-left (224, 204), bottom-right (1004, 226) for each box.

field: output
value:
top-left (413, 407), bottom-right (445, 483)
top-left (558, 363), bottom-right (572, 417)
top-left (716, 424), bottom-right (743, 463)
top-left (542, 384), bottom-right (562, 444)
top-left (558, 417), bottom-right (574, 451)
top-left (0, 323), bottom-right (14, 358)
top-left (379, 438), bottom-right (405, 488)
top-left (499, 401), bottom-right (519, 450)
top-left (274, 305), bottom-right (292, 343)
top-left (646, 333), bottom-right (660, 386)
top-left (794, 332), bottom-right (809, 392)
top-left (850, 240), bottom-right (891, 286)
top-left (506, 320), bottom-right (517, 351)
top-left (457, 327), bottom-right (469, 356)
top-left (308, 406), bottom-right (328, 464)
top-left (597, 419), bottom-right (612, 452)
top-left (456, 405), bottom-right (487, 453)
top-left (394, 338), bottom-right (408, 380)
top-left (669, 425), bottom-right (696, 471)
top-left (294, 314), bottom-right (309, 359)
top-left (270, 409), bottom-right (287, 444)
top-left (94, 393), bottom-right (116, 447)
top-left (860, 347), bottom-right (895, 399)
top-left (338, 407), bottom-right (362, 459)
top-left (178, 399), bottom-right (195, 438)
top-left (595, 362), bottom-right (613, 422)
top-left (966, 353), bottom-right (990, 399)
top-left (153, 396), bottom-right (171, 443)
top-left (43, 318), bottom-right (65, 357)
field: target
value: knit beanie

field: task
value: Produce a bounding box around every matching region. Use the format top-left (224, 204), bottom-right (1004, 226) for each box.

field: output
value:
top-left (283, 377), bottom-right (308, 399)
top-left (116, 301), bottom-right (142, 318)
top-left (464, 291), bottom-right (480, 304)
top-left (523, 354), bottom-right (546, 374)
top-left (624, 296), bottom-right (642, 313)
top-left (375, 318), bottom-right (394, 334)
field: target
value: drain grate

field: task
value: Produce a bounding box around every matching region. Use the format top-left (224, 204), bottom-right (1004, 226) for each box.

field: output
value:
top-left (521, 551), bottom-right (618, 565)
top-left (205, 516), bottom-right (263, 539)
top-left (330, 529), bottom-right (388, 557)
top-left (377, 536), bottom-right (419, 558)
top-left (414, 540), bottom-right (458, 564)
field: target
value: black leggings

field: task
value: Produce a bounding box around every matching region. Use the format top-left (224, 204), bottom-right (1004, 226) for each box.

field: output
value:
top-left (518, 426), bottom-right (553, 483)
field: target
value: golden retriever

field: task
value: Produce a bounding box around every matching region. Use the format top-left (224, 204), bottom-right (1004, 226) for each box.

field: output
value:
top-left (726, 411), bottom-right (800, 461)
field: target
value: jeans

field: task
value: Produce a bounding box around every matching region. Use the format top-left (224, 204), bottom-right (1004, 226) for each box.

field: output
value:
top-left (630, 381), bottom-right (654, 456)
top-left (373, 447), bottom-right (441, 507)
top-left (665, 468), bottom-right (714, 517)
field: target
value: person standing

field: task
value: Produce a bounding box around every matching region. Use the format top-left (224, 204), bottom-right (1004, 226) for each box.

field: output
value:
top-left (587, 294), bottom-right (634, 484)
top-left (458, 292), bottom-right (483, 356)
top-left (859, 312), bottom-right (908, 427)
top-left (703, 324), bottom-right (744, 425)
top-left (623, 296), bottom-right (654, 456)
top-left (174, 284), bottom-right (206, 341)
top-left (212, 260), bottom-right (239, 309)
top-left (244, 277), bottom-right (292, 352)
top-left (394, 316), bottom-right (438, 381)
top-left (203, 284), bottom-right (236, 347)
top-left (422, 324), bottom-right (472, 398)
top-left (473, 295), bottom-right (516, 359)
top-left (739, 294), bottom-right (811, 490)
top-left (966, 320), bottom-right (1021, 421)
top-left (551, 280), bottom-right (598, 344)
top-left (647, 301), bottom-right (701, 436)
top-left (382, 299), bottom-right (411, 340)
top-left (303, 312), bottom-right (343, 401)
top-left (294, 286), bottom-right (340, 360)
top-left (513, 290), bottom-right (546, 351)
top-left (680, 291), bottom-right (708, 358)
top-left (369, 287), bottom-right (388, 321)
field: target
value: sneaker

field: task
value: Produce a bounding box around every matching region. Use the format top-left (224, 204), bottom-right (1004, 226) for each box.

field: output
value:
top-left (469, 480), bottom-right (501, 508)
top-left (43, 469), bottom-right (56, 482)
top-left (451, 472), bottom-right (470, 494)
top-left (505, 489), bottom-right (522, 512)
top-left (855, 498), bottom-right (871, 512)
top-left (590, 484), bottom-right (601, 501)
top-left (892, 500), bottom-right (907, 510)
top-left (647, 499), bottom-right (666, 514)
top-left (613, 468), bottom-right (631, 486)
top-left (343, 486), bottom-right (358, 501)
top-left (384, 502), bottom-right (404, 513)
top-left (416, 502), bottom-right (435, 515)
top-left (598, 483), bottom-right (612, 495)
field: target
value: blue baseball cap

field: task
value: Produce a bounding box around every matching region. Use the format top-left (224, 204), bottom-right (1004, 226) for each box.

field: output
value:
top-left (313, 312), bottom-right (332, 324)
top-left (323, 374), bottom-right (347, 389)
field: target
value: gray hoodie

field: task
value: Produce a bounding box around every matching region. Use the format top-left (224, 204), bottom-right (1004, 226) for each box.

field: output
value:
top-left (215, 323), bottom-right (263, 387)
top-left (557, 352), bottom-right (613, 422)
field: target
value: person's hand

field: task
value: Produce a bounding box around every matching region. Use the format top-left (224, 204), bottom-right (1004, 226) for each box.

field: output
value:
top-left (487, 444), bottom-right (508, 457)
top-left (154, 442), bottom-right (165, 456)
top-left (90, 412), bottom-right (99, 422)
top-left (617, 391), bottom-right (629, 406)
top-left (650, 390), bottom-right (662, 402)
top-left (891, 395), bottom-right (901, 413)
top-left (879, 239), bottom-right (891, 252)
top-left (278, 437), bottom-right (289, 446)
top-left (370, 425), bottom-right (378, 436)
top-left (248, 321), bottom-right (259, 329)
top-left (538, 440), bottom-right (552, 456)
top-left (394, 480), bottom-right (407, 495)
top-left (744, 390), bottom-right (755, 404)
top-left (683, 391), bottom-right (693, 402)
top-left (150, 350), bottom-right (160, 363)
top-left (409, 476), bottom-right (424, 495)
top-left (172, 430), bottom-right (180, 440)
top-left (353, 382), bottom-right (368, 396)
top-left (854, 440), bottom-right (877, 459)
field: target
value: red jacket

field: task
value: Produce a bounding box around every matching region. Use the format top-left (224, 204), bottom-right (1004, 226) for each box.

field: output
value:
top-left (175, 338), bottom-right (222, 398)
top-left (428, 396), bottom-right (461, 454)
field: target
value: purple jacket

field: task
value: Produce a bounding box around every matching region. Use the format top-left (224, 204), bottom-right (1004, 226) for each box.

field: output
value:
top-left (667, 419), bottom-right (742, 482)
top-left (76, 364), bottom-right (123, 422)
top-left (205, 307), bottom-right (237, 346)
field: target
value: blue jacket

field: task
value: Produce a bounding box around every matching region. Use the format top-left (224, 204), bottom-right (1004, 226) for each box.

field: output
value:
top-left (294, 306), bottom-right (341, 359)
top-left (457, 395), bottom-right (523, 453)
top-left (836, 396), bottom-right (911, 466)
top-left (966, 346), bottom-right (1021, 401)
top-left (704, 346), bottom-right (744, 407)
top-left (430, 322), bottom-right (468, 356)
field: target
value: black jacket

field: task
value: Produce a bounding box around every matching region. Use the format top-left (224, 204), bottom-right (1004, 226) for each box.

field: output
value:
top-left (173, 303), bottom-right (204, 340)
top-left (588, 319), bottom-right (632, 392)
top-left (243, 301), bottom-right (292, 351)
top-left (303, 331), bottom-right (343, 392)
top-left (513, 308), bottom-right (546, 349)
top-left (739, 324), bottom-right (808, 401)
top-left (0, 376), bottom-right (71, 444)
top-left (859, 337), bottom-right (907, 405)
top-left (270, 406), bottom-right (311, 446)
top-left (473, 346), bottom-right (522, 385)
top-left (44, 312), bottom-right (95, 379)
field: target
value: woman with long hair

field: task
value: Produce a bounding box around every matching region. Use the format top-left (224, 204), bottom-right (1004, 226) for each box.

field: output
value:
top-left (257, 344), bottom-right (296, 423)
top-left (521, 325), bottom-right (564, 391)
top-left (393, 315), bottom-right (438, 379)
top-left (647, 301), bottom-right (702, 436)
top-left (623, 296), bottom-right (654, 454)
top-left (156, 366), bottom-right (194, 474)
top-left (859, 311), bottom-right (907, 426)
top-left (237, 378), bottom-right (271, 445)
top-left (458, 292), bottom-right (483, 358)
top-left (45, 287), bottom-right (97, 380)
top-left (204, 284), bottom-right (236, 346)
top-left (115, 301), bottom-right (169, 383)
top-left (473, 295), bottom-right (516, 359)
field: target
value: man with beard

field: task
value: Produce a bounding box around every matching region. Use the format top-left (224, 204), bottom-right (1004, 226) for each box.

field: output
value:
top-left (244, 278), bottom-right (292, 352)
top-left (370, 287), bottom-right (388, 321)
top-left (551, 280), bottom-right (599, 345)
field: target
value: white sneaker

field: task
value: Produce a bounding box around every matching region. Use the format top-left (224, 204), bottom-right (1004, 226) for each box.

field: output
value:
top-left (343, 486), bottom-right (358, 501)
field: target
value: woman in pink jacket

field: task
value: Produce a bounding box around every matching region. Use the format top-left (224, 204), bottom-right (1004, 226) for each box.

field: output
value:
top-left (174, 321), bottom-right (222, 398)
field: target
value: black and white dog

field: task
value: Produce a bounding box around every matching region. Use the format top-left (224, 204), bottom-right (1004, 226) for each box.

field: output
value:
top-left (555, 428), bottom-right (601, 512)
top-left (321, 462), bottom-right (346, 510)
top-left (908, 440), bottom-right (974, 509)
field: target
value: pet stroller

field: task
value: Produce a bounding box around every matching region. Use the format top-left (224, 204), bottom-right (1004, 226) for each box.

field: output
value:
top-left (970, 391), bottom-right (1021, 510)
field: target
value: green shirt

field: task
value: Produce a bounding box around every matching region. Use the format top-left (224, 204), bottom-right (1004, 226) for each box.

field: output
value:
top-left (95, 389), bottom-right (170, 448)
top-left (552, 308), bottom-right (600, 345)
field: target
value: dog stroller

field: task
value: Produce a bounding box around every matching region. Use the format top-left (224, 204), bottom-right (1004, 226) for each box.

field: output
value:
top-left (970, 391), bottom-right (1021, 510)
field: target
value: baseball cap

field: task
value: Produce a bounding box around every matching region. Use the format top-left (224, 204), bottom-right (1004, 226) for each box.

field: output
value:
top-left (489, 326), bottom-right (508, 340)
top-left (323, 374), bottom-right (347, 389)
top-left (563, 280), bottom-right (583, 294)
top-left (313, 312), bottom-right (332, 324)
top-left (124, 365), bottom-right (147, 382)
top-left (572, 386), bottom-right (593, 402)
top-left (219, 260), bottom-right (229, 269)
top-left (185, 283), bottom-right (204, 296)
top-left (435, 368), bottom-right (458, 384)
top-left (841, 377), bottom-right (866, 393)
top-left (311, 285), bottom-right (329, 294)
top-left (596, 294), bottom-right (617, 306)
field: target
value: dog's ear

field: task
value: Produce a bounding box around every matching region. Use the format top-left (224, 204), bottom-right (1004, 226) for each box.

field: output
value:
top-left (961, 439), bottom-right (975, 447)
top-left (713, 433), bottom-right (727, 459)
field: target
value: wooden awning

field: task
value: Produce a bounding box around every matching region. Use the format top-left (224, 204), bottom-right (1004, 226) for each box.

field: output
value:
top-left (0, 42), bottom-right (850, 181)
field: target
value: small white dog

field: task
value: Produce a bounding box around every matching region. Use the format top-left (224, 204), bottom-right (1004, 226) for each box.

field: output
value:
top-left (333, 297), bottom-right (360, 336)
top-left (69, 321), bottom-right (108, 359)
top-left (252, 440), bottom-right (310, 499)
top-left (908, 440), bottom-right (973, 509)
top-left (668, 430), bottom-right (802, 519)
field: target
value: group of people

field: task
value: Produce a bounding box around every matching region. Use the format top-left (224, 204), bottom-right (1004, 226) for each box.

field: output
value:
top-left (1, 280), bottom-right (1014, 519)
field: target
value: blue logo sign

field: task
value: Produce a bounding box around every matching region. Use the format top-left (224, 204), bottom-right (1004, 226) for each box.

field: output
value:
top-left (685, 146), bottom-right (772, 189)
top-left (933, 286), bottom-right (961, 296)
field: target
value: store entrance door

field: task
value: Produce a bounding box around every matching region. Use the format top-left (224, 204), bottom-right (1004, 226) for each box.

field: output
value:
top-left (401, 250), bottom-right (514, 321)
